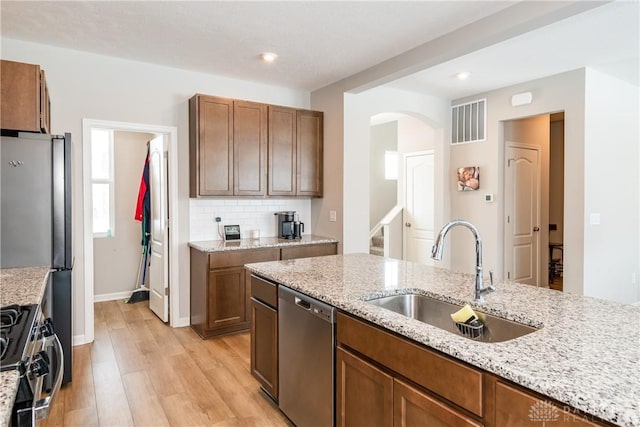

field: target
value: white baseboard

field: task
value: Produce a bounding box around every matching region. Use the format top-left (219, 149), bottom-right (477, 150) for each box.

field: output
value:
top-left (73, 334), bottom-right (90, 346)
top-left (173, 316), bottom-right (190, 328)
top-left (94, 290), bottom-right (134, 302)
top-left (633, 300), bottom-right (640, 307)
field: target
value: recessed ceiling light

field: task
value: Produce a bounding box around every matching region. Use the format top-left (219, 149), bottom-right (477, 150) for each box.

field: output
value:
top-left (260, 52), bottom-right (278, 63)
top-left (456, 71), bottom-right (471, 80)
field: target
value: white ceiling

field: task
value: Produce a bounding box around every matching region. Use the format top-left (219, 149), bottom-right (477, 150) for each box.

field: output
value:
top-left (1, 1), bottom-right (638, 99)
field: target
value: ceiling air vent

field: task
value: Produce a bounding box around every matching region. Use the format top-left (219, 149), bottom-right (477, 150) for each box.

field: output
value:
top-left (451, 98), bottom-right (486, 144)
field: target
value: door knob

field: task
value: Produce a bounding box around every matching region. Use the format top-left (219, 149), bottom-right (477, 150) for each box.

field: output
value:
top-left (533, 226), bottom-right (540, 232)
top-left (405, 222), bottom-right (411, 227)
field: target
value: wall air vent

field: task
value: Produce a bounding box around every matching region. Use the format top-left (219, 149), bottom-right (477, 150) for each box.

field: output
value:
top-left (451, 98), bottom-right (486, 144)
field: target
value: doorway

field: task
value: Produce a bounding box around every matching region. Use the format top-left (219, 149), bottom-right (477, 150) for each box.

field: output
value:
top-left (82, 119), bottom-right (179, 344)
top-left (404, 151), bottom-right (435, 265)
top-left (368, 113), bottom-right (437, 261)
top-left (502, 113), bottom-right (564, 289)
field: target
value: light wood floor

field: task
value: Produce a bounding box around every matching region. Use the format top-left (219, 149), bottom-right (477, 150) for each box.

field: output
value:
top-left (41, 300), bottom-right (293, 427)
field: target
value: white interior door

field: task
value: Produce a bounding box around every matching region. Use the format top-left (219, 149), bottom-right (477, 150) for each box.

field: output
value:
top-left (505, 144), bottom-right (540, 285)
top-left (148, 135), bottom-right (169, 321)
top-left (404, 151), bottom-right (435, 265)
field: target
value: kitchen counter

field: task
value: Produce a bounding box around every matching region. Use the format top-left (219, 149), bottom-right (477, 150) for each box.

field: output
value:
top-left (245, 253), bottom-right (640, 427)
top-left (0, 266), bottom-right (50, 427)
top-left (189, 235), bottom-right (338, 252)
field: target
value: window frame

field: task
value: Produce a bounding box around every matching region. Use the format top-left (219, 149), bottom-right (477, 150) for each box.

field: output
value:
top-left (91, 128), bottom-right (115, 238)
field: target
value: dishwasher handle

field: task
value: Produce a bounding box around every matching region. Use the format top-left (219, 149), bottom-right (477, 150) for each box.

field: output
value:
top-left (279, 286), bottom-right (335, 324)
top-left (295, 297), bottom-right (311, 310)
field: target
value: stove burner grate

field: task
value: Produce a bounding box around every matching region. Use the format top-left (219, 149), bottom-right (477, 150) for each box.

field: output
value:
top-left (0, 304), bottom-right (38, 371)
top-left (1, 305), bottom-right (21, 329)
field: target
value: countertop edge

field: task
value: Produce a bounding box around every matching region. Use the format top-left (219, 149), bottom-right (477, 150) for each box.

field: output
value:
top-left (188, 235), bottom-right (338, 252)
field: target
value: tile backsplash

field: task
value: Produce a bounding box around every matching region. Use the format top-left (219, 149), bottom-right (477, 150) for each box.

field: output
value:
top-left (189, 198), bottom-right (312, 241)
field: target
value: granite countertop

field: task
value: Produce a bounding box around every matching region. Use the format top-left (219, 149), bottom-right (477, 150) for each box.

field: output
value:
top-left (245, 253), bottom-right (640, 427)
top-left (0, 266), bottom-right (51, 427)
top-left (189, 235), bottom-right (338, 252)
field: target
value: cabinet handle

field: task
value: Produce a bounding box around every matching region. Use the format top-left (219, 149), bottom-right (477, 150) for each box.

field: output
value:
top-left (405, 222), bottom-right (411, 227)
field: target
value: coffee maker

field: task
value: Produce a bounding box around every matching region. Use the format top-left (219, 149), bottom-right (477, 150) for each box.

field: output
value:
top-left (275, 211), bottom-right (304, 239)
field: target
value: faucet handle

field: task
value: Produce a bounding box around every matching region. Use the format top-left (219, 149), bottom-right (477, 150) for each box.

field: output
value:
top-left (488, 271), bottom-right (496, 292)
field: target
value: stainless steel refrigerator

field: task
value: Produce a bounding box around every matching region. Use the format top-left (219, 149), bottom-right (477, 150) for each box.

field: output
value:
top-left (1, 131), bottom-right (73, 384)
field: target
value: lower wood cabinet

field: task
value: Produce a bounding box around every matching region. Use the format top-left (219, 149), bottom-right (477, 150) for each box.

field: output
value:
top-left (250, 275), bottom-right (279, 400)
top-left (394, 378), bottom-right (482, 427)
top-left (191, 242), bottom-right (337, 339)
top-left (190, 247), bottom-right (279, 338)
top-left (336, 346), bottom-right (480, 427)
top-left (336, 312), bottom-right (612, 427)
top-left (336, 346), bottom-right (393, 427)
top-left (494, 379), bottom-right (602, 427)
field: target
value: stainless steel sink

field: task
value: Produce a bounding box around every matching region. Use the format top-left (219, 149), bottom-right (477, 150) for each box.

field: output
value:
top-left (366, 294), bottom-right (539, 343)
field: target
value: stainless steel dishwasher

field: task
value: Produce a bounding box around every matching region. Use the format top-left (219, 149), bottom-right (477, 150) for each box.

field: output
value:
top-left (278, 286), bottom-right (335, 427)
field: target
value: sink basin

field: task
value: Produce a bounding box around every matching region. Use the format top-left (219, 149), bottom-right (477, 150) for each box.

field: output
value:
top-left (366, 294), bottom-right (539, 343)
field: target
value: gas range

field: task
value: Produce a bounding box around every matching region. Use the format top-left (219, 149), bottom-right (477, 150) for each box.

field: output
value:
top-left (1, 304), bottom-right (63, 426)
top-left (1, 304), bottom-right (39, 373)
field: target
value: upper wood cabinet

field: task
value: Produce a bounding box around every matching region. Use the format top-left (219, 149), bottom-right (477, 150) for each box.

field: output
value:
top-left (268, 107), bottom-right (324, 197)
top-left (190, 94), bottom-right (323, 198)
top-left (268, 106), bottom-right (297, 196)
top-left (296, 109), bottom-right (323, 197)
top-left (1, 60), bottom-right (51, 133)
top-left (189, 95), bottom-right (267, 197)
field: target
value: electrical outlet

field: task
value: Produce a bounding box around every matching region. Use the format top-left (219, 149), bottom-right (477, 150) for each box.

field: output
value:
top-left (215, 216), bottom-right (222, 223)
top-left (329, 210), bottom-right (337, 222)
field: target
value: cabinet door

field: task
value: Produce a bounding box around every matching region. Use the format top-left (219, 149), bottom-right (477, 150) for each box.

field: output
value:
top-left (207, 267), bottom-right (245, 329)
top-left (190, 95), bottom-right (233, 196)
top-left (297, 110), bottom-right (323, 197)
top-left (495, 381), bottom-right (602, 426)
top-left (268, 106), bottom-right (297, 196)
top-left (1, 60), bottom-right (42, 132)
top-left (40, 69), bottom-right (50, 134)
top-left (336, 347), bottom-right (393, 427)
top-left (394, 379), bottom-right (482, 427)
top-left (234, 100), bottom-right (267, 196)
top-left (250, 298), bottom-right (278, 399)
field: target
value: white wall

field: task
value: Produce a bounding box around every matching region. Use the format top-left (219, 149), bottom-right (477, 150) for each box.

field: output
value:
top-left (1, 38), bottom-right (310, 342)
top-left (451, 69), bottom-right (586, 295)
top-left (342, 86), bottom-right (449, 254)
top-left (450, 67), bottom-right (640, 304)
top-left (583, 68), bottom-right (640, 304)
top-left (397, 115), bottom-right (436, 154)
top-left (94, 131), bottom-right (151, 299)
top-left (369, 121), bottom-right (398, 229)
top-left (189, 198), bottom-right (311, 241)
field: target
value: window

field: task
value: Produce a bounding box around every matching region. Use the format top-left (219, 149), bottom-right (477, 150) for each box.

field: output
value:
top-left (385, 151), bottom-right (398, 180)
top-left (91, 129), bottom-right (114, 237)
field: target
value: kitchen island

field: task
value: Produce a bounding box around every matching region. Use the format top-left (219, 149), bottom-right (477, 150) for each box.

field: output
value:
top-left (0, 266), bottom-right (51, 427)
top-left (245, 253), bottom-right (640, 427)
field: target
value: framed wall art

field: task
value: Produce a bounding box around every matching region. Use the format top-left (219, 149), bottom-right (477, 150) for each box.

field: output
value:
top-left (457, 166), bottom-right (480, 191)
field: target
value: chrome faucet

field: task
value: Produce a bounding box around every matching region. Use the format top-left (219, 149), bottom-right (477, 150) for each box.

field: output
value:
top-left (431, 220), bottom-right (495, 304)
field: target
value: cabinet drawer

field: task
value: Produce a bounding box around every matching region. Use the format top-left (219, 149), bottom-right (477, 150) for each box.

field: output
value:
top-left (208, 248), bottom-right (279, 269)
top-left (280, 243), bottom-right (337, 260)
top-left (250, 275), bottom-right (278, 308)
top-left (337, 313), bottom-right (483, 417)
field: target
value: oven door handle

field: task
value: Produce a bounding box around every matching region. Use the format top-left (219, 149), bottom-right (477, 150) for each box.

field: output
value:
top-left (34, 333), bottom-right (64, 420)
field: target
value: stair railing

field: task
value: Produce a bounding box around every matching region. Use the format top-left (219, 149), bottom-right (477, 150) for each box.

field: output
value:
top-left (370, 205), bottom-right (404, 259)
